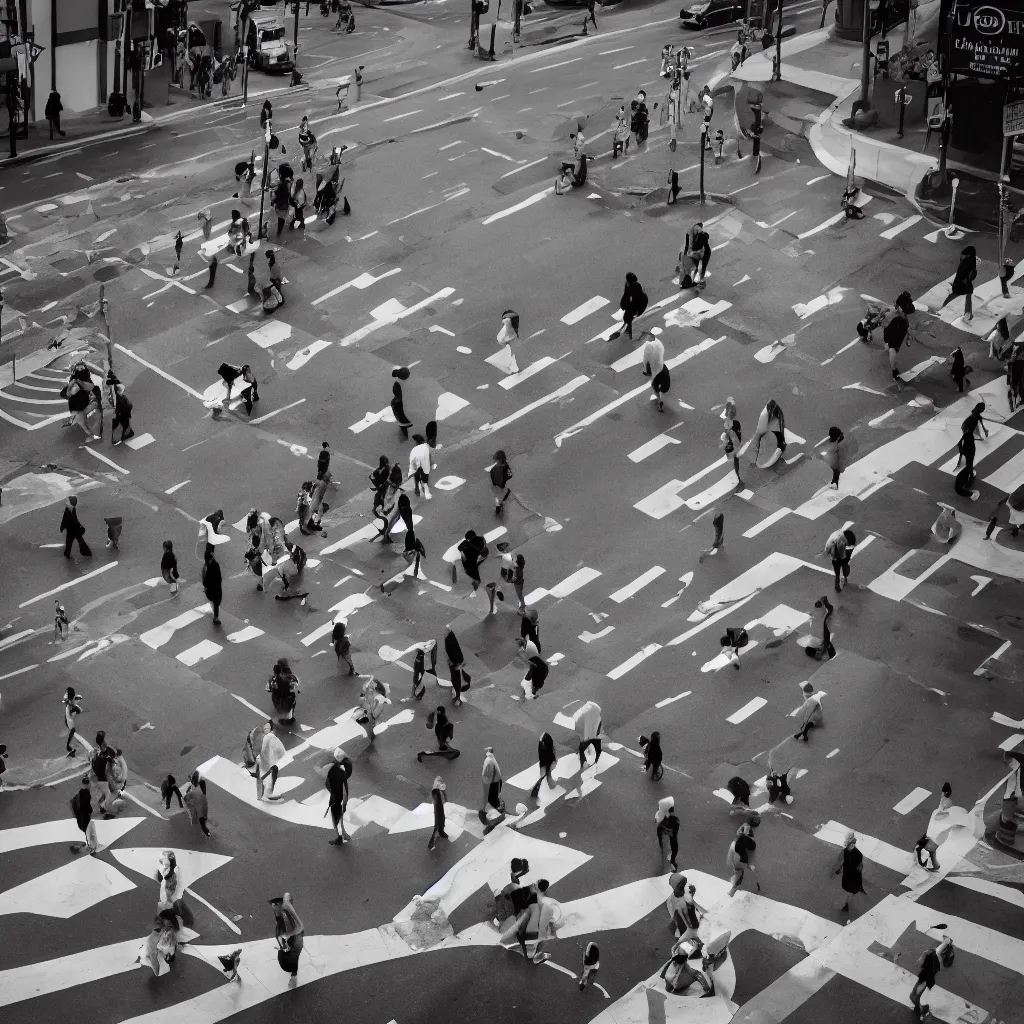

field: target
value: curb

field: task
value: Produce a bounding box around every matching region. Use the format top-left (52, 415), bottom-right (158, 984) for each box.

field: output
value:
top-left (0, 82), bottom-right (309, 169)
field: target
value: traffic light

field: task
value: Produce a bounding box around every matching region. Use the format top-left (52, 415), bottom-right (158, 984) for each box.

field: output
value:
top-left (473, 0), bottom-right (489, 13)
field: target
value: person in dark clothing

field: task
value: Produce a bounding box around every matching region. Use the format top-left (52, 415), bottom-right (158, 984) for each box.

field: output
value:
top-left (417, 706), bottom-right (457, 761)
top-left (218, 362), bottom-right (259, 415)
top-left (835, 830), bottom-right (865, 916)
top-left (640, 731), bottom-right (664, 780)
top-left (202, 550), bottom-right (222, 625)
top-left (940, 245), bottom-right (977, 321)
top-left (317, 441), bottom-right (330, 478)
top-left (656, 798), bottom-right (680, 870)
top-left (161, 539), bottom-right (181, 595)
top-left (107, 372), bottom-right (135, 445)
top-left (587, 0), bottom-right (597, 27)
top-left (910, 937), bottom-right (953, 1019)
top-left (955, 420), bottom-right (977, 498)
top-left (530, 732), bottom-right (558, 798)
top-left (428, 776), bottom-right (448, 850)
top-left (202, 510), bottom-right (225, 558)
top-left (524, 654), bottom-right (549, 699)
top-left (610, 272), bottom-right (647, 340)
top-left (458, 530), bottom-right (487, 591)
top-left (70, 776), bottom-right (95, 854)
top-left (807, 596), bottom-right (836, 659)
top-left (161, 774), bottom-right (184, 809)
top-left (719, 627), bottom-right (748, 668)
top-left (444, 627), bottom-right (470, 707)
top-left (391, 381), bottom-right (413, 440)
top-left (950, 346), bottom-right (969, 393)
top-left (521, 607), bottom-right (541, 652)
top-left (326, 746), bottom-right (352, 845)
top-left (403, 528), bottom-right (426, 579)
top-left (332, 621), bottom-right (355, 674)
top-left (60, 495), bottom-right (92, 558)
top-left (45, 89), bottom-right (65, 138)
top-left (726, 775), bottom-right (751, 815)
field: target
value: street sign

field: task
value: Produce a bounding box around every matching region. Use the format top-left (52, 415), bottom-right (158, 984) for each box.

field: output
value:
top-left (1005, 99), bottom-right (1024, 136)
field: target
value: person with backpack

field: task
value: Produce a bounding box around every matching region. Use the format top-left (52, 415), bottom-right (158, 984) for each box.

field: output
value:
top-left (807, 596), bottom-right (836, 660)
top-left (611, 271), bottom-right (647, 341)
top-left (824, 527), bottom-right (854, 592)
top-left (681, 221), bottom-right (712, 286)
top-left (490, 449), bottom-right (514, 514)
top-left (640, 731), bottom-right (664, 780)
top-left (408, 433), bottom-right (433, 499)
top-left (45, 89), bottom-right (65, 138)
top-left (793, 682), bottom-right (823, 741)
top-left (444, 627), bottom-right (470, 708)
top-left (417, 705), bottom-right (458, 761)
top-left (727, 822), bottom-right (758, 895)
top-left (523, 652), bottom-right (549, 700)
top-left (326, 746), bottom-right (353, 844)
top-left (90, 731), bottom-right (115, 817)
top-left (274, 177), bottom-right (292, 238)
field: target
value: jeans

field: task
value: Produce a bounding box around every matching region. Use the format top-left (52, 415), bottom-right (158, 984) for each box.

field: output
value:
top-left (579, 738), bottom-right (601, 767)
top-left (832, 558), bottom-right (849, 588)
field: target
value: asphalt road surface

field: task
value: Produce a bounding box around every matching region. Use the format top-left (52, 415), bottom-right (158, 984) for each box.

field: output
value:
top-left (1, 3), bottom-right (1023, 1024)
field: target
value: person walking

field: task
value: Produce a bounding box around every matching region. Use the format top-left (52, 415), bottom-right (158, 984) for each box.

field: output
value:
top-left (445, 626), bottom-right (470, 707)
top-left (70, 776), bottom-right (97, 855)
top-left (910, 935), bottom-right (954, 1020)
top-left (610, 272), bottom-right (647, 340)
top-left (727, 823), bottom-right (759, 895)
top-left (409, 434), bottom-right (432, 499)
top-left (63, 686), bottom-right (83, 756)
top-left (428, 775), bottom-right (449, 850)
top-left (45, 89), bottom-right (65, 138)
top-left (656, 797), bottom-right (680, 871)
top-left (490, 449), bottom-right (514, 514)
top-left (202, 549), bottom-right (222, 626)
top-left (640, 731), bottom-right (664, 780)
top-left (480, 746), bottom-right (505, 824)
top-left (823, 527), bottom-right (851, 593)
top-left (267, 250), bottom-right (284, 303)
top-left (331, 620), bottom-right (355, 675)
top-left (290, 177), bottom-right (308, 229)
top-left (521, 607), bottom-right (541, 652)
top-left (822, 427), bottom-right (845, 489)
top-left (183, 770), bottom-right (211, 836)
top-left (530, 732), bottom-right (558, 799)
top-left (915, 834), bottom-right (940, 872)
top-left (681, 221), bottom-right (711, 286)
top-left (391, 381), bottom-right (413, 440)
top-left (173, 231), bottom-right (184, 275)
top-left (954, 419), bottom-right (979, 499)
top-left (939, 245), bottom-right (978, 321)
top-left (457, 530), bottom-right (487, 592)
top-left (60, 495), bottom-right (92, 559)
top-left (793, 682), bottom-right (823, 741)
top-left (523, 652), bottom-right (549, 699)
top-left (161, 774), bottom-right (184, 810)
top-left (417, 706), bottom-right (457, 760)
top-left (161, 540), bottom-right (182, 595)
top-left (580, 942), bottom-right (600, 991)
top-left (326, 746), bottom-right (352, 845)
top-left (271, 893), bottom-right (305, 988)
top-left (612, 105), bottom-right (630, 158)
top-left (719, 626), bottom-right (748, 668)
top-left (721, 419), bottom-right (743, 488)
top-left (699, 510), bottom-right (726, 562)
top-left (752, 399), bottom-right (786, 462)
top-left (642, 332), bottom-right (670, 412)
top-left (807, 596), bottom-right (836, 659)
top-left (574, 700), bottom-right (602, 768)
top-left (258, 720), bottom-right (287, 800)
top-left (107, 372), bottom-right (135, 445)
top-left (834, 830), bottom-right (865, 917)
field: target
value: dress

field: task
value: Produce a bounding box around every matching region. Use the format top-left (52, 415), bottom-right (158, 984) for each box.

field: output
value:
top-left (840, 846), bottom-right (865, 895)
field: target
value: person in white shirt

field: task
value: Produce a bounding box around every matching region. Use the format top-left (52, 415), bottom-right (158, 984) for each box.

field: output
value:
top-left (408, 434), bottom-right (432, 499)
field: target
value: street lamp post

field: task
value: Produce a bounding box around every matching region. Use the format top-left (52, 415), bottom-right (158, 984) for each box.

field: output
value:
top-left (858, 0), bottom-right (874, 109)
top-left (699, 122), bottom-right (707, 204)
top-left (257, 120), bottom-right (272, 240)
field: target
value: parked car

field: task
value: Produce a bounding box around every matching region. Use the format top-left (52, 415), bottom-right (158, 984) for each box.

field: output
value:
top-left (679, 0), bottom-right (744, 29)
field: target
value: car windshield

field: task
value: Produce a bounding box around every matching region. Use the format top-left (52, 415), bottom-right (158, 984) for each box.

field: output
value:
top-left (259, 27), bottom-right (285, 43)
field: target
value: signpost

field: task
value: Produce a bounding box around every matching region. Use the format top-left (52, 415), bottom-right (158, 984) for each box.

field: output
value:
top-left (998, 99), bottom-right (1024, 275)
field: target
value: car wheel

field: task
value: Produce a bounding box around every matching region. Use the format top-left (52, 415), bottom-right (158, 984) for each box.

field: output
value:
top-left (698, 16), bottom-right (707, 28)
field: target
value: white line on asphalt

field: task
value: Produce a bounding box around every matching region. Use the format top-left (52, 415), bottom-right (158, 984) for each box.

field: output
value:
top-left (609, 567), bottom-right (666, 602)
top-left (879, 214), bottom-right (922, 239)
top-left (482, 187), bottom-right (553, 225)
top-left (387, 203), bottom-right (440, 225)
top-left (311, 267), bottom-right (402, 305)
top-left (409, 110), bottom-right (481, 135)
top-left (530, 57), bottom-right (583, 73)
top-left (614, 58), bottom-right (649, 69)
top-left (490, 93), bottom-right (510, 101)
top-left (769, 211), bottom-right (798, 228)
top-left (83, 447), bottom-right (129, 475)
top-left (500, 156), bottom-right (547, 178)
top-left (806, 174), bottom-right (830, 185)
top-left (482, 147), bottom-right (518, 162)
top-left (249, 399), bottom-right (307, 426)
top-left (499, 356), bottom-right (556, 389)
top-left (480, 375), bottom-right (589, 433)
top-left (437, 92), bottom-right (465, 101)
top-left (743, 508), bottom-right (791, 538)
top-left (19, 562), bottom-right (118, 608)
top-left (655, 690), bottom-right (691, 709)
top-left (798, 195), bottom-right (873, 238)
top-left (727, 697), bottom-right (767, 724)
top-left (383, 109), bottom-right (424, 122)
top-left (0, 664), bottom-right (38, 682)
top-left (599, 46), bottom-right (633, 54)
top-left (529, 87), bottom-right (549, 94)
top-left (164, 480), bottom-right (191, 495)
top-left (892, 786), bottom-right (931, 814)
top-left (114, 344), bottom-right (205, 400)
top-left (439, 140), bottom-right (463, 150)
top-left (608, 644), bottom-right (662, 680)
top-left (561, 295), bottom-right (610, 324)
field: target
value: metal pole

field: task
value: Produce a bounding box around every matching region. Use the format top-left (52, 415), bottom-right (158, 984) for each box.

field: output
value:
top-left (7, 71), bottom-right (16, 158)
top-left (257, 122), bottom-right (270, 239)
top-left (774, 0), bottom-right (783, 78)
top-left (699, 122), bottom-right (706, 203)
top-left (293, 2), bottom-right (299, 52)
top-left (858, 0), bottom-right (871, 107)
top-left (896, 85), bottom-right (905, 138)
top-left (241, 15), bottom-right (250, 106)
top-left (998, 134), bottom-right (1010, 266)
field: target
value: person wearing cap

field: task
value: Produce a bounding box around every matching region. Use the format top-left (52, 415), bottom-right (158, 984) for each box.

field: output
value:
top-left (271, 893), bottom-right (304, 986)
top-left (834, 830), bottom-right (865, 917)
top-left (326, 747), bottom-right (352, 845)
top-left (793, 683), bottom-right (823, 742)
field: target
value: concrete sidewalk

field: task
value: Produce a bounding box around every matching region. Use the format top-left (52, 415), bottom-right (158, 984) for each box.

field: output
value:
top-left (731, 27), bottom-right (938, 200)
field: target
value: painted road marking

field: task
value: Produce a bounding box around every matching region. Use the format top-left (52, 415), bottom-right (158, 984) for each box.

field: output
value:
top-left (879, 214), bottom-right (922, 239)
top-left (797, 194), bottom-right (872, 238)
top-left (608, 644), bottom-right (662, 680)
top-left (481, 375), bottom-right (589, 433)
top-left (655, 690), bottom-right (691, 708)
top-left (498, 356), bottom-right (556, 389)
top-left (743, 508), bottom-right (792, 538)
top-left (628, 433), bottom-right (681, 462)
top-left (140, 604), bottom-right (212, 649)
top-left (609, 567), bottom-right (665, 602)
top-left (892, 787), bottom-right (932, 815)
top-left (18, 563), bottom-right (119, 608)
top-left (82, 448), bottom-right (130, 475)
top-left (727, 697), bottom-right (767, 724)
top-left (250, 398), bottom-right (307, 424)
top-left (550, 567), bottom-right (602, 598)
top-left (530, 57), bottom-right (582, 73)
top-left (561, 295), bottom-right (610, 324)
top-left (115, 345), bottom-right (204, 400)
top-left (482, 188), bottom-right (553, 225)
top-left (311, 267), bottom-right (402, 306)
top-left (599, 46), bottom-right (634, 54)
top-left (176, 640), bottom-right (223, 667)
top-left (614, 58), bottom-right (649, 69)
top-left (383, 109), bottom-right (424, 122)
top-left (481, 147), bottom-right (519, 162)
top-left (500, 156), bottom-right (546, 178)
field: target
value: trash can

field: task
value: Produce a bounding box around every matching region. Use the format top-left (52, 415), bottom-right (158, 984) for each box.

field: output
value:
top-left (835, 0), bottom-right (867, 39)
